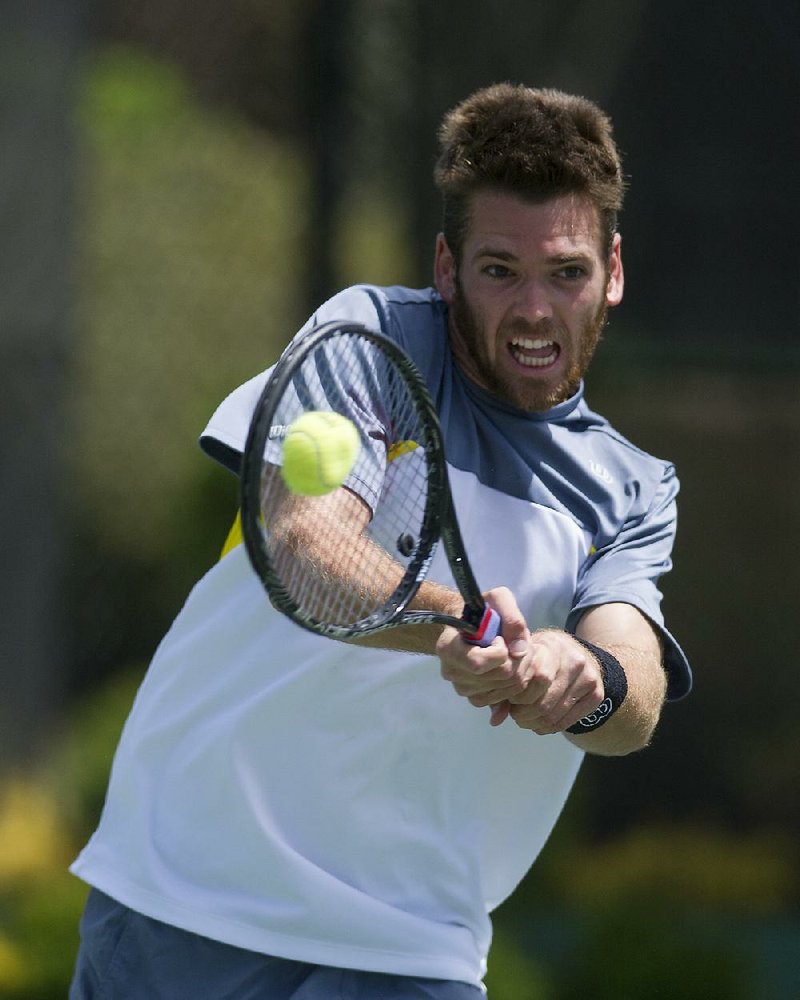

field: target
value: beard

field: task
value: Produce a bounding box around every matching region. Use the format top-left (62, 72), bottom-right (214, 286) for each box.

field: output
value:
top-left (449, 281), bottom-right (609, 412)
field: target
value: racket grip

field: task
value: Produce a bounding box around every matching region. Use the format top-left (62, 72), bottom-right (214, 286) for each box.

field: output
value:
top-left (462, 606), bottom-right (502, 647)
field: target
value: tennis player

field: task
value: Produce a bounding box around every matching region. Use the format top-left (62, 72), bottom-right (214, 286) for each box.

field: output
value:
top-left (69, 84), bottom-right (691, 998)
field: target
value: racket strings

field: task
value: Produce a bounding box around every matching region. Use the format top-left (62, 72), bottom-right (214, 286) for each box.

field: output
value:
top-left (259, 331), bottom-right (432, 629)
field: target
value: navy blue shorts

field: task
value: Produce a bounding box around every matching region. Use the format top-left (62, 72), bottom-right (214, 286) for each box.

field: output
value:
top-left (70, 889), bottom-right (484, 999)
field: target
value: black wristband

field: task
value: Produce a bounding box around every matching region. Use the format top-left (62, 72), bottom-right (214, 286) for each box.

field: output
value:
top-left (566, 637), bottom-right (628, 734)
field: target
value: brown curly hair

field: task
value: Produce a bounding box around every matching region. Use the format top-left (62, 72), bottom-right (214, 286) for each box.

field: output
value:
top-left (434, 83), bottom-right (626, 260)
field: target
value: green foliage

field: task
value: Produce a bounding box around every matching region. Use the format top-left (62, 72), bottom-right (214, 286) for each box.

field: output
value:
top-left (0, 778), bottom-right (83, 997)
top-left (0, 878), bottom-right (89, 1000)
top-left (0, 666), bottom-right (140, 998)
top-left (335, 182), bottom-right (417, 290)
top-left (556, 904), bottom-right (754, 1000)
top-left (489, 814), bottom-right (799, 999)
top-left (73, 44), bottom-right (309, 562)
top-left (484, 932), bottom-right (553, 999)
top-left (546, 824), bottom-right (797, 914)
top-left (53, 664), bottom-right (144, 842)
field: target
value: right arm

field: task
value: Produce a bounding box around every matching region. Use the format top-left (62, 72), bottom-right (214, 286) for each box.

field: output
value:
top-left (267, 482), bottom-right (530, 690)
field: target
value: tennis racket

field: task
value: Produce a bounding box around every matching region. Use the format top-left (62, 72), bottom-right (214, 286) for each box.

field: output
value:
top-left (239, 319), bottom-right (501, 646)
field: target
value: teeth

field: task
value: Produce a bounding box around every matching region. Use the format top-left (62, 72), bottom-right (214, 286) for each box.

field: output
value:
top-left (510, 336), bottom-right (558, 367)
top-left (511, 337), bottom-right (554, 350)
top-left (515, 352), bottom-right (558, 367)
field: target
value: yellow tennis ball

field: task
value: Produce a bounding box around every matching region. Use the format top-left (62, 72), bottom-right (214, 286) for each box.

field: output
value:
top-left (281, 411), bottom-right (361, 496)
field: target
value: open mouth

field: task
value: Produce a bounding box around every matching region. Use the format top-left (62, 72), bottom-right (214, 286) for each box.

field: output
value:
top-left (509, 336), bottom-right (560, 369)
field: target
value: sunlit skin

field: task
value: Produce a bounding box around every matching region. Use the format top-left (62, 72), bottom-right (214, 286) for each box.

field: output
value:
top-left (434, 191), bottom-right (624, 412)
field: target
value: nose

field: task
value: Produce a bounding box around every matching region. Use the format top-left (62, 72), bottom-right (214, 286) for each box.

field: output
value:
top-left (512, 278), bottom-right (553, 324)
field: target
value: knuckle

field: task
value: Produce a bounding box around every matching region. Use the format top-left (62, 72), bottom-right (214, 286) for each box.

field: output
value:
top-left (506, 680), bottom-right (526, 699)
top-left (508, 703), bottom-right (527, 724)
top-left (494, 659), bottom-right (516, 680)
top-left (473, 654), bottom-right (507, 677)
top-left (508, 686), bottom-right (535, 706)
top-left (581, 676), bottom-right (604, 704)
top-left (529, 661), bottom-right (555, 688)
top-left (435, 629), bottom-right (458, 656)
top-left (538, 708), bottom-right (559, 729)
top-left (573, 672), bottom-right (601, 698)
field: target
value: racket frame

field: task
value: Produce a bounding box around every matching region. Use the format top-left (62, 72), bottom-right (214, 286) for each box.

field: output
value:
top-left (240, 320), bottom-right (497, 644)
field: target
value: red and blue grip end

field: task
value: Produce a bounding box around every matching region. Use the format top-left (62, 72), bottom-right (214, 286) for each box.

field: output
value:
top-left (463, 606), bottom-right (502, 647)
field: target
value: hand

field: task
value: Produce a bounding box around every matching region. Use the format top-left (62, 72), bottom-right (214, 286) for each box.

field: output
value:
top-left (436, 587), bottom-right (535, 725)
top-left (504, 630), bottom-right (605, 734)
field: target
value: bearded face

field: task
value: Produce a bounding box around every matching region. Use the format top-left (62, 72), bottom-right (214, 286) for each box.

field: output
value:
top-left (450, 278), bottom-right (609, 411)
top-left (435, 191), bottom-right (623, 413)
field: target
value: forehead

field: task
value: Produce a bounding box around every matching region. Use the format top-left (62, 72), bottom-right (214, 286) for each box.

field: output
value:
top-left (463, 190), bottom-right (604, 259)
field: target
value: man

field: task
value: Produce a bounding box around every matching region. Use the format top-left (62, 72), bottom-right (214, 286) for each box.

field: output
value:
top-left (70, 83), bottom-right (691, 998)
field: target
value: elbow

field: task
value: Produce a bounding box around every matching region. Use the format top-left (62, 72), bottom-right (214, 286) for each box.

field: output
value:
top-left (567, 704), bottom-right (662, 757)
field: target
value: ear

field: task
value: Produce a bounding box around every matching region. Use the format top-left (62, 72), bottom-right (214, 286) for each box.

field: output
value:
top-left (434, 233), bottom-right (457, 304)
top-left (606, 232), bottom-right (624, 307)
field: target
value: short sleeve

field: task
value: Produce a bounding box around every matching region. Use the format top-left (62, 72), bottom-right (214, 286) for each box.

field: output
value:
top-left (198, 286), bottom-right (409, 513)
top-left (198, 286), bottom-right (390, 475)
top-left (565, 465), bottom-right (692, 701)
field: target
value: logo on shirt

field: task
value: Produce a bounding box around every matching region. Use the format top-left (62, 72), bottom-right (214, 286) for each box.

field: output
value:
top-left (589, 460), bottom-right (614, 485)
top-left (387, 440), bottom-right (419, 462)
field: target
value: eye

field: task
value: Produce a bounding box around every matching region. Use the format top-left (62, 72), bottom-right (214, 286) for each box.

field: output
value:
top-left (483, 263), bottom-right (513, 279)
top-left (555, 264), bottom-right (588, 281)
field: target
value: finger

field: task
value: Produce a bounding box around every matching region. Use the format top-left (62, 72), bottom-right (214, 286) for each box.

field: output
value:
top-left (438, 638), bottom-right (509, 680)
top-left (510, 685), bottom-right (605, 734)
top-left (537, 668), bottom-right (605, 728)
top-left (470, 645), bottom-right (515, 676)
top-left (553, 688), bottom-right (606, 731)
top-left (507, 642), bottom-right (553, 699)
top-left (483, 587), bottom-right (530, 658)
top-left (508, 703), bottom-right (561, 735)
top-left (490, 701), bottom-right (510, 726)
top-left (458, 666), bottom-right (529, 700)
top-left (444, 670), bottom-right (520, 702)
top-left (466, 676), bottom-right (526, 705)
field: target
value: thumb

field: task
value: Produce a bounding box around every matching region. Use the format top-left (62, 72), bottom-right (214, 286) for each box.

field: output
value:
top-left (483, 587), bottom-right (529, 658)
top-left (507, 635), bottom-right (529, 659)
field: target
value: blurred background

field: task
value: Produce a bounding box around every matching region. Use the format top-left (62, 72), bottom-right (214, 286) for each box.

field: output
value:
top-left (1, 0), bottom-right (798, 996)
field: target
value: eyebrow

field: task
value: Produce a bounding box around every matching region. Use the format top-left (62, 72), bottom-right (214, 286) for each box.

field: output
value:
top-left (470, 246), bottom-right (514, 262)
top-left (547, 252), bottom-right (594, 265)
top-left (473, 246), bottom-right (594, 265)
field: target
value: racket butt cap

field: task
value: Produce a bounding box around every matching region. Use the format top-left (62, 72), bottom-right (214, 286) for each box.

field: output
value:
top-left (463, 606), bottom-right (501, 647)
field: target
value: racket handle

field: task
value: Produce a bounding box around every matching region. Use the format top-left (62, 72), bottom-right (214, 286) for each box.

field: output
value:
top-left (462, 606), bottom-right (502, 647)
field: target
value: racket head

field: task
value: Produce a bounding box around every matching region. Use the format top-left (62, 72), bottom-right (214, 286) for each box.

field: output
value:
top-left (240, 320), bottom-right (449, 640)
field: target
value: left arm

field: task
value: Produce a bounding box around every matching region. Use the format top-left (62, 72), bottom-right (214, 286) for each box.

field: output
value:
top-left (500, 602), bottom-right (666, 755)
top-left (564, 602), bottom-right (667, 755)
top-left (438, 596), bottom-right (668, 756)
top-left (509, 603), bottom-right (667, 756)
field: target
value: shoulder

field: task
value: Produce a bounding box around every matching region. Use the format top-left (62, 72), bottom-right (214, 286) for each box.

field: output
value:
top-left (312, 284), bottom-right (446, 343)
top-left (539, 394), bottom-right (680, 542)
top-left (570, 395), bottom-right (678, 500)
top-left (312, 284), bottom-right (449, 386)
